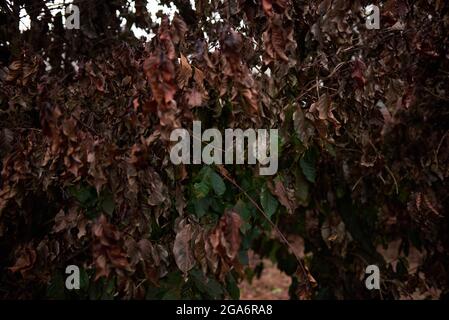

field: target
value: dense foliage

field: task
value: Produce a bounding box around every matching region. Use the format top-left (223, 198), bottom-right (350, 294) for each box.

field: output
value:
top-left (0, 0), bottom-right (448, 299)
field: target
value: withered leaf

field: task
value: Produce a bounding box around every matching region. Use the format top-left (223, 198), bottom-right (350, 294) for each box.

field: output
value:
top-left (173, 224), bottom-right (195, 274)
top-left (178, 53), bottom-right (192, 89)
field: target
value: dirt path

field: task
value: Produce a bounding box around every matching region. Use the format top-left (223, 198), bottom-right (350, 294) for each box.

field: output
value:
top-left (239, 259), bottom-right (291, 300)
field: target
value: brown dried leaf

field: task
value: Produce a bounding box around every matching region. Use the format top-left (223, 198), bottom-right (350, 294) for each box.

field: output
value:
top-left (178, 53), bottom-right (192, 89)
top-left (173, 224), bottom-right (195, 274)
top-left (268, 179), bottom-right (297, 214)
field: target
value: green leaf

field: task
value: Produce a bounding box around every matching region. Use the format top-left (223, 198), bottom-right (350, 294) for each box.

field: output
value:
top-left (79, 267), bottom-right (89, 290)
top-left (197, 166), bottom-right (213, 180)
top-left (47, 272), bottom-right (66, 299)
top-left (226, 273), bottom-right (240, 300)
top-left (162, 289), bottom-right (181, 300)
top-left (235, 199), bottom-right (251, 221)
top-left (102, 278), bottom-right (116, 300)
top-left (68, 184), bottom-right (97, 206)
top-left (260, 185), bottom-right (278, 219)
top-left (300, 151), bottom-right (316, 183)
top-left (192, 198), bottom-right (211, 218)
top-left (191, 269), bottom-right (223, 299)
top-left (101, 192), bottom-right (115, 216)
top-left (193, 181), bottom-right (209, 199)
top-left (209, 171), bottom-right (226, 196)
top-left (294, 169), bottom-right (309, 205)
top-left (235, 199), bottom-right (251, 232)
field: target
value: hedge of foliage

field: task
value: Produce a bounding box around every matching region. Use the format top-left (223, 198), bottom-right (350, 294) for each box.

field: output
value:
top-left (0, 0), bottom-right (448, 299)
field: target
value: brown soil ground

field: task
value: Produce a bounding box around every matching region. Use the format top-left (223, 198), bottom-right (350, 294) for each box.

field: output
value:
top-left (239, 236), bottom-right (305, 300)
top-left (239, 258), bottom-right (291, 300)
